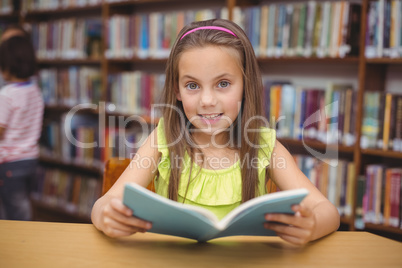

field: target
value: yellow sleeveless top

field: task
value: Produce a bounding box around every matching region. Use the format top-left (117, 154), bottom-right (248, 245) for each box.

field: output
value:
top-left (154, 118), bottom-right (276, 220)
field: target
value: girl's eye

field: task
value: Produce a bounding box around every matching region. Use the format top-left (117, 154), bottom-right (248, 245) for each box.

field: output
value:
top-left (218, 81), bottom-right (230, 88)
top-left (185, 83), bottom-right (199, 90)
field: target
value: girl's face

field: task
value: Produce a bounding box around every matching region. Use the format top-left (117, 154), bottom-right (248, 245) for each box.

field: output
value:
top-left (177, 45), bottom-right (243, 143)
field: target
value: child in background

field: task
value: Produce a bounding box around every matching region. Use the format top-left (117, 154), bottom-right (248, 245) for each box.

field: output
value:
top-left (0, 25), bottom-right (31, 88)
top-left (0, 33), bottom-right (44, 220)
top-left (91, 19), bottom-right (339, 245)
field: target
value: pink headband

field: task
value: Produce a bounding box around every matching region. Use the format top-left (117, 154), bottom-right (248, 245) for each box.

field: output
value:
top-left (180, 26), bottom-right (237, 40)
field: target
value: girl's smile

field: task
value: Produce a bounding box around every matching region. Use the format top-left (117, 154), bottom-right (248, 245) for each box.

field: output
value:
top-left (177, 45), bottom-right (243, 142)
top-left (198, 113), bottom-right (223, 124)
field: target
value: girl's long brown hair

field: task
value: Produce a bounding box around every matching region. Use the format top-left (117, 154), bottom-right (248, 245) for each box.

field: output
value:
top-left (161, 19), bottom-right (265, 203)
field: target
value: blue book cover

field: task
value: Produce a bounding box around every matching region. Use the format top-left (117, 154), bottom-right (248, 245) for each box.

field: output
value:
top-left (123, 183), bottom-right (309, 242)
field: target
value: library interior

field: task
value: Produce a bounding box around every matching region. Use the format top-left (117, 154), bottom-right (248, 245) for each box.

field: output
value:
top-left (0, 0), bottom-right (401, 252)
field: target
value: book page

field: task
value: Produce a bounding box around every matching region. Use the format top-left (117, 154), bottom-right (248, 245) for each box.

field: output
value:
top-left (125, 183), bottom-right (219, 224)
top-left (217, 188), bottom-right (309, 229)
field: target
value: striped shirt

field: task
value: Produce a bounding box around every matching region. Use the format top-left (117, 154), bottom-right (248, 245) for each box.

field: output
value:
top-left (0, 80), bottom-right (44, 163)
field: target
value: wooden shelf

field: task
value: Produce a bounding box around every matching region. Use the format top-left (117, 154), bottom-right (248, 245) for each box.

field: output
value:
top-left (22, 4), bottom-right (102, 17)
top-left (363, 223), bottom-right (402, 235)
top-left (340, 217), bottom-right (352, 225)
top-left (107, 0), bottom-right (189, 7)
top-left (44, 105), bottom-right (158, 124)
top-left (38, 59), bottom-right (102, 65)
top-left (39, 156), bottom-right (103, 175)
top-left (0, 12), bottom-right (19, 19)
top-left (361, 149), bottom-right (402, 159)
top-left (365, 58), bottom-right (402, 64)
top-left (278, 138), bottom-right (355, 154)
top-left (258, 56), bottom-right (360, 64)
top-left (108, 57), bottom-right (167, 64)
top-left (32, 200), bottom-right (91, 223)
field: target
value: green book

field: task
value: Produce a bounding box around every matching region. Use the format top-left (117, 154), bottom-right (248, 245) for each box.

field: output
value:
top-left (123, 183), bottom-right (308, 242)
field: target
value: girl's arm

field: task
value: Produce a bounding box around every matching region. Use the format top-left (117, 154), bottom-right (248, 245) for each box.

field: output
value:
top-left (265, 140), bottom-right (340, 245)
top-left (91, 128), bottom-right (161, 237)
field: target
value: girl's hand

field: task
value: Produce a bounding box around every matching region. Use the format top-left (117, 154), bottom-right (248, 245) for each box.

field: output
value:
top-left (264, 204), bottom-right (316, 245)
top-left (98, 197), bottom-right (152, 238)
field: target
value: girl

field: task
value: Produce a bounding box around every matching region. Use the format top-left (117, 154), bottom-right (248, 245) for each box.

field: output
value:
top-left (0, 33), bottom-right (44, 220)
top-left (91, 19), bottom-right (340, 245)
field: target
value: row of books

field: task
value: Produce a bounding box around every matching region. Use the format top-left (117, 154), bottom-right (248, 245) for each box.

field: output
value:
top-left (32, 166), bottom-right (101, 218)
top-left (107, 71), bottom-right (165, 116)
top-left (358, 165), bottom-right (402, 228)
top-left (292, 155), bottom-right (355, 218)
top-left (30, 18), bottom-right (102, 60)
top-left (0, 0), bottom-right (12, 14)
top-left (39, 67), bottom-right (101, 106)
top-left (233, 1), bottom-right (361, 58)
top-left (361, 92), bottom-right (402, 151)
top-left (40, 114), bottom-right (149, 169)
top-left (264, 80), bottom-right (356, 146)
top-left (105, 8), bottom-right (227, 59)
top-left (365, 0), bottom-right (402, 58)
top-left (22, 0), bottom-right (102, 11)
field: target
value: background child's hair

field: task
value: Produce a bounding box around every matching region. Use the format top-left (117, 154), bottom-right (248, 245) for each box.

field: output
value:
top-left (1, 24), bottom-right (31, 40)
top-left (0, 35), bottom-right (37, 79)
top-left (161, 19), bottom-right (266, 203)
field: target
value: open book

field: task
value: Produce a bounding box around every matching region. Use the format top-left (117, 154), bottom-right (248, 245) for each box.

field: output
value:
top-left (123, 183), bottom-right (309, 242)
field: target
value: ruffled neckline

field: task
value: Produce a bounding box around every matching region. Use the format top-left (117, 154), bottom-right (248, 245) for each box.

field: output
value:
top-left (155, 118), bottom-right (276, 206)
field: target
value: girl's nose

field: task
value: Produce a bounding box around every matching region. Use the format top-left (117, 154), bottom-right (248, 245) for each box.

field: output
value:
top-left (200, 89), bottom-right (217, 106)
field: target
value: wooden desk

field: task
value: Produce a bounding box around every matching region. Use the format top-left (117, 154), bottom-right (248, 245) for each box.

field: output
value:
top-left (0, 220), bottom-right (401, 268)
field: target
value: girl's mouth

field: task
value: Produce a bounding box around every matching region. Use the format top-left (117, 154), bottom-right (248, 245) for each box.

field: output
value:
top-left (199, 113), bottom-right (223, 119)
top-left (198, 113), bottom-right (223, 124)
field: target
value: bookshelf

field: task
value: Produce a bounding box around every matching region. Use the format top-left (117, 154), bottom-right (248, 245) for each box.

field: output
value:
top-left (1, 0), bottom-right (401, 241)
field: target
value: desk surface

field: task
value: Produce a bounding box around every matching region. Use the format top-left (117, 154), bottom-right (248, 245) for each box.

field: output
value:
top-left (0, 220), bottom-right (401, 268)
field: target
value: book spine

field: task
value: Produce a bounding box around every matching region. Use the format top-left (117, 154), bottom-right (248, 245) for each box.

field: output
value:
top-left (259, 5), bottom-right (269, 58)
top-left (383, 0), bottom-right (392, 57)
top-left (318, 2), bottom-right (330, 58)
top-left (394, 96), bottom-right (402, 151)
top-left (390, 170), bottom-right (401, 227)
top-left (296, 3), bottom-right (306, 56)
top-left (289, 4), bottom-right (300, 57)
top-left (383, 169), bottom-right (392, 225)
top-left (345, 162), bottom-right (356, 217)
top-left (267, 4), bottom-right (276, 57)
top-left (382, 93), bottom-right (393, 150)
top-left (304, 1), bottom-right (316, 57)
top-left (366, 1), bottom-right (378, 58)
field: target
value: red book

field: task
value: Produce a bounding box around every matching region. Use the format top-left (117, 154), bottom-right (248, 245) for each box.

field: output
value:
top-left (389, 168), bottom-right (402, 227)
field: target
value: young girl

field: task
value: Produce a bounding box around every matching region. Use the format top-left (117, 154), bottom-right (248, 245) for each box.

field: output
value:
top-left (91, 19), bottom-right (340, 245)
top-left (0, 34), bottom-right (44, 220)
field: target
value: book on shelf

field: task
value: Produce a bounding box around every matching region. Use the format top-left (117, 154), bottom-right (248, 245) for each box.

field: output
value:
top-left (31, 18), bottom-right (102, 60)
top-left (362, 165), bottom-right (402, 228)
top-left (39, 66), bottom-right (101, 106)
top-left (361, 92), bottom-right (382, 149)
top-left (235, 1), bottom-right (361, 58)
top-left (123, 183), bottom-right (309, 242)
top-left (40, 113), bottom-right (103, 169)
top-left (22, 0), bottom-right (102, 11)
top-left (105, 8), bottom-right (227, 59)
top-left (103, 126), bottom-right (145, 162)
top-left (355, 175), bottom-right (366, 229)
top-left (294, 155), bottom-right (355, 218)
top-left (85, 18), bottom-right (102, 59)
top-left (366, 0), bottom-right (402, 59)
top-left (263, 80), bottom-right (355, 146)
top-left (361, 92), bottom-right (402, 151)
top-left (0, 0), bottom-right (12, 14)
top-left (106, 71), bottom-right (165, 116)
top-left (32, 166), bottom-right (101, 218)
